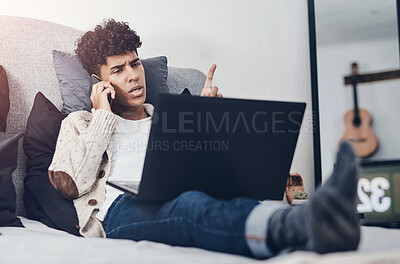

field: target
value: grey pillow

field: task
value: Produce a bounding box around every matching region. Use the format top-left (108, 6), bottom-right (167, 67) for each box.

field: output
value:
top-left (52, 50), bottom-right (169, 114)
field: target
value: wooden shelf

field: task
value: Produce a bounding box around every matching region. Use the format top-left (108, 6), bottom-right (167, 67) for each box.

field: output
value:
top-left (344, 69), bottom-right (400, 85)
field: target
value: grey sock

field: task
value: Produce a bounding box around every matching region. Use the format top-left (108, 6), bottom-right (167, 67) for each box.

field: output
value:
top-left (267, 141), bottom-right (360, 254)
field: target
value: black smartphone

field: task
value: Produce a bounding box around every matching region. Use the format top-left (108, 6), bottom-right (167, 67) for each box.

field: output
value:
top-left (90, 75), bottom-right (113, 108)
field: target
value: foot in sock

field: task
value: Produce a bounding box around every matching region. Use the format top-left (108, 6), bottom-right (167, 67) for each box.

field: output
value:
top-left (267, 141), bottom-right (360, 254)
top-left (307, 141), bottom-right (360, 253)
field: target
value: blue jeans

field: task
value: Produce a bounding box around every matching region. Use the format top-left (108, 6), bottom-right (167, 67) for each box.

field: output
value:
top-left (104, 191), bottom-right (287, 258)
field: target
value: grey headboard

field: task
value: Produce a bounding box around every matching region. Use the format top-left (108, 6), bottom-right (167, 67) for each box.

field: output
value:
top-left (0, 15), bottom-right (205, 216)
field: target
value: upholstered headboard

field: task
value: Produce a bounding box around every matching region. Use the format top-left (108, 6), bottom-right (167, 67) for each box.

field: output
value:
top-left (0, 15), bottom-right (205, 216)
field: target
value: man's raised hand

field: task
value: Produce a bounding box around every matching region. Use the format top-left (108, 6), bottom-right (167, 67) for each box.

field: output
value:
top-left (200, 64), bottom-right (223, 98)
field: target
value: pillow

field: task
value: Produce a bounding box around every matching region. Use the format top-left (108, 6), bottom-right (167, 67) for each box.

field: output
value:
top-left (0, 66), bottom-right (10, 132)
top-left (140, 56), bottom-right (169, 104)
top-left (0, 132), bottom-right (24, 227)
top-left (52, 50), bottom-right (169, 114)
top-left (23, 92), bottom-right (80, 236)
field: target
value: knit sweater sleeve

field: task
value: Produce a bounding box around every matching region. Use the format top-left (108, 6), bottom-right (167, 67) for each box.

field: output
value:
top-left (48, 109), bottom-right (118, 198)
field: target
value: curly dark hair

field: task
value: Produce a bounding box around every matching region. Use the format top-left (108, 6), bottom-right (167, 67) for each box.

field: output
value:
top-left (75, 19), bottom-right (142, 76)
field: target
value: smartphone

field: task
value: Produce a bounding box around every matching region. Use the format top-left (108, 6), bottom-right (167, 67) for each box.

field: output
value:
top-left (90, 75), bottom-right (113, 108)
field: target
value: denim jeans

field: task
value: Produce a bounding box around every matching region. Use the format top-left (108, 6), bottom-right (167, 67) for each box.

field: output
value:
top-left (104, 191), bottom-right (287, 258)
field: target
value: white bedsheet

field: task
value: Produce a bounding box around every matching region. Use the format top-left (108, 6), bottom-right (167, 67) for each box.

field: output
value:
top-left (1, 217), bottom-right (400, 264)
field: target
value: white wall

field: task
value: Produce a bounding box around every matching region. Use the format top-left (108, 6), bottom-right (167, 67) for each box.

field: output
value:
top-left (1, 0), bottom-right (316, 193)
top-left (318, 37), bottom-right (400, 181)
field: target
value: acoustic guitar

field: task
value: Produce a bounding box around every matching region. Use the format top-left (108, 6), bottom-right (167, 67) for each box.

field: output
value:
top-left (340, 63), bottom-right (379, 158)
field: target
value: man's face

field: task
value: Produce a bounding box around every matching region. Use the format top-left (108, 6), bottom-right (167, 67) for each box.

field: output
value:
top-left (99, 51), bottom-right (146, 108)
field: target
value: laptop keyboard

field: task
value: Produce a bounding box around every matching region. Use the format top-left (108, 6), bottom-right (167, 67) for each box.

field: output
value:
top-left (117, 181), bottom-right (140, 193)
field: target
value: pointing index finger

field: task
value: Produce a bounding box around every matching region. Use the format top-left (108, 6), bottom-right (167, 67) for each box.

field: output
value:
top-left (204, 64), bottom-right (217, 90)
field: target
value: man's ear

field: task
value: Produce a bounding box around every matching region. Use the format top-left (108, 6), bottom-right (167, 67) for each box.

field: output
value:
top-left (91, 74), bottom-right (102, 81)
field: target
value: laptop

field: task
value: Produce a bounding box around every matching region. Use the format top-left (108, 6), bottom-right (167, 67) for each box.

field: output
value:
top-left (107, 94), bottom-right (306, 201)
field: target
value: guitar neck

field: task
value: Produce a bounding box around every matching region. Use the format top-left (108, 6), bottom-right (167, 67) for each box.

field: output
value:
top-left (352, 78), bottom-right (361, 126)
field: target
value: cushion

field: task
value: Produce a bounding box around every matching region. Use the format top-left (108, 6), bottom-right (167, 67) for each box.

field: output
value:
top-left (0, 132), bottom-right (24, 227)
top-left (0, 66), bottom-right (10, 132)
top-left (23, 92), bottom-right (80, 236)
top-left (167, 67), bottom-right (206, 95)
top-left (52, 50), bottom-right (169, 114)
top-left (140, 56), bottom-right (169, 104)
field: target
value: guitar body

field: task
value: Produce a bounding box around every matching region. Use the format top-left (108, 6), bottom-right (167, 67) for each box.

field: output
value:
top-left (341, 108), bottom-right (379, 158)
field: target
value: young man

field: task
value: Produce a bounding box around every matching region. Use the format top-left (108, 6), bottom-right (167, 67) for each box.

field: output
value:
top-left (48, 19), bottom-right (361, 259)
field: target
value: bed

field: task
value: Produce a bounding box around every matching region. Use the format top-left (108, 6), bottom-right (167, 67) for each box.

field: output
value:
top-left (1, 217), bottom-right (400, 263)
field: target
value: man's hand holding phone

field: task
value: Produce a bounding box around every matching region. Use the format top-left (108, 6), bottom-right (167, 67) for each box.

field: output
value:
top-left (90, 80), bottom-right (116, 112)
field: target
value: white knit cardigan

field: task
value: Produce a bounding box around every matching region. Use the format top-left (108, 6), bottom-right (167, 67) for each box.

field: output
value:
top-left (49, 104), bottom-right (154, 237)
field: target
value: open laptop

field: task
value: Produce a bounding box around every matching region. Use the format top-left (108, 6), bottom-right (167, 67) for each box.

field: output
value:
top-left (107, 94), bottom-right (306, 201)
